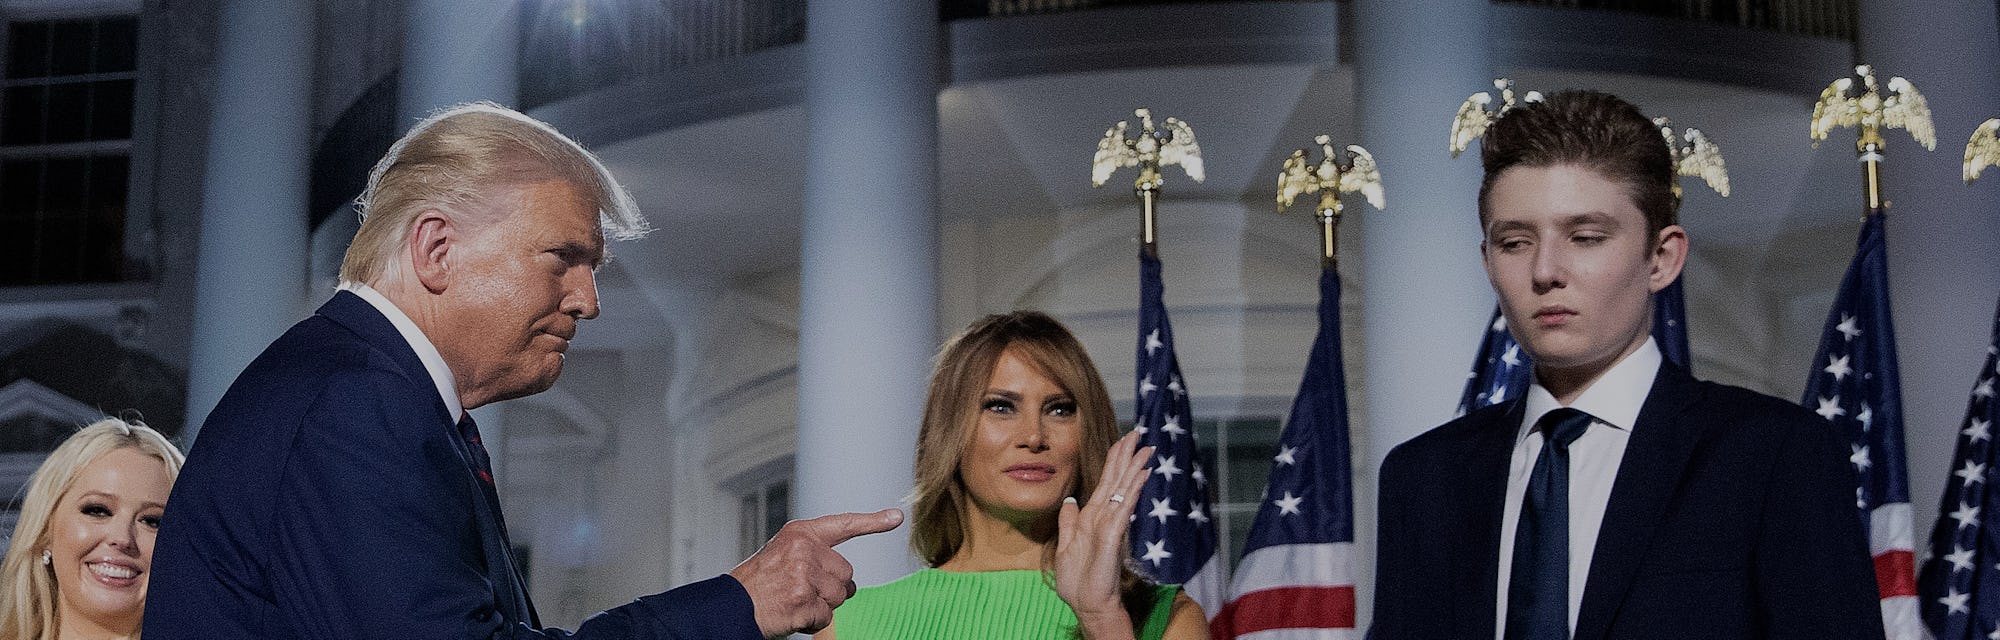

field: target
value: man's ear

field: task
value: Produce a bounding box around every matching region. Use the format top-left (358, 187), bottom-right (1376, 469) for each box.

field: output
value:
top-left (407, 209), bottom-right (454, 294)
top-left (1648, 224), bottom-right (1689, 293)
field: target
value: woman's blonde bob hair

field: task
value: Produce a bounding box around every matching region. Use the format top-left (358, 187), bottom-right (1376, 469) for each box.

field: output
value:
top-left (0, 418), bottom-right (184, 640)
top-left (338, 101), bottom-right (648, 285)
top-left (909, 311), bottom-right (1155, 621)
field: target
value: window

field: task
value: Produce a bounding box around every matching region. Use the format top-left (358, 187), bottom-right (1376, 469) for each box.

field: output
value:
top-left (738, 478), bottom-right (791, 558)
top-left (0, 16), bottom-right (136, 286)
top-left (1192, 416), bottom-right (1282, 564)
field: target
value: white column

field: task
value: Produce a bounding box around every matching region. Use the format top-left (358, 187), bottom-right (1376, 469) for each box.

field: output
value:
top-left (182, 0), bottom-right (316, 442)
top-left (1859, 0), bottom-right (2000, 558)
top-left (400, 0), bottom-right (523, 474)
top-left (399, 0), bottom-right (521, 122)
top-left (1352, 0), bottom-right (1492, 627)
top-left (795, 0), bottom-right (939, 587)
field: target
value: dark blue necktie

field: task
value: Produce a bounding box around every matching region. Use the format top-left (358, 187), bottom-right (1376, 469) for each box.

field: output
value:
top-left (457, 413), bottom-right (494, 485)
top-left (456, 412), bottom-right (539, 625)
top-left (1504, 407), bottom-right (1596, 640)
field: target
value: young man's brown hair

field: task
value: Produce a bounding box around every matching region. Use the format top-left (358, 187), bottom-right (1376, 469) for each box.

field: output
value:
top-left (1477, 90), bottom-right (1679, 236)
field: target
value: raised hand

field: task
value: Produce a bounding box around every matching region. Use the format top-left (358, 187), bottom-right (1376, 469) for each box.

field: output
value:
top-left (730, 508), bottom-right (903, 638)
top-left (1054, 430), bottom-right (1154, 639)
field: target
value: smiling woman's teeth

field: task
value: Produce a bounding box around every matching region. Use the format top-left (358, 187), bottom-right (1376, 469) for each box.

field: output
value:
top-left (88, 562), bottom-right (137, 579)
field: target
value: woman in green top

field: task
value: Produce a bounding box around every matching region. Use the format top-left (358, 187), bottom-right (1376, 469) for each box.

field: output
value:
top-left (818, 311), bottom-right (1208, 640)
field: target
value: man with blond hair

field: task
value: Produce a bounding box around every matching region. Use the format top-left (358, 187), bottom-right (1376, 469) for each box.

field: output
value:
top-left (146, 103), bottom-right (900, 639)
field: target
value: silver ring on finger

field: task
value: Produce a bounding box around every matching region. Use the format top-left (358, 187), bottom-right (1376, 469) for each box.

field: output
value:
top-left (1108, 493), bottom-right (1126, 504)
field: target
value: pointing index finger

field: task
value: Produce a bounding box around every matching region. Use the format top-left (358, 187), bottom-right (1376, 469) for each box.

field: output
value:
top-left (798, 508), bottom-right (905, 546)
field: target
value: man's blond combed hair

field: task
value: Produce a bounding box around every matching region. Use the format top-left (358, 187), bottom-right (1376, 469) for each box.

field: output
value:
top-left (0, 418), bottom-right (184, 640)
top-left (338, 102), bottom-right (648, 285)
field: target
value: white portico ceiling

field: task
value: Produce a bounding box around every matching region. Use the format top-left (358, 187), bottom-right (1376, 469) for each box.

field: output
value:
top-left (592, 107), bottom-right (807, 282)
top-left (588, 64), bottom-right (1864, 293)
top-left (969, 63), bottom-right (1321, 208)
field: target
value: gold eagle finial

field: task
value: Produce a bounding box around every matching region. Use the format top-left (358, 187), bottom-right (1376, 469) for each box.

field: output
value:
top-left (1965, 119), bottom-right (2000, 184)
top-left (1654, 116), bottom-right (1730, 197)
top-left (1810, 64), bottom-right (1936, 151)
top-left (1091, 108), bottom-right (1205, 190)
top-left (1450, 79), bottom-right (1543, 158)
top-left (1278, 135), bottom-right (1385, 213)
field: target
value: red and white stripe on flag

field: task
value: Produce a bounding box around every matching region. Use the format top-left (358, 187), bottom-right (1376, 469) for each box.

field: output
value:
top-left (1211, 543), bottom-right (1355, 639)
top-left (1871, 502), bottom-right (1923, 640)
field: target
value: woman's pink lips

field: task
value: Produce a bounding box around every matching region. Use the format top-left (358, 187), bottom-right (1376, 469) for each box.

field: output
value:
top-left (1004, 463), bottom-right (1056, 482)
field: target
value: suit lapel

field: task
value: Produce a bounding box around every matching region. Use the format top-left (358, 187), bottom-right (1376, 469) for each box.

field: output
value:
top-left (1452, 401), bottom-right (1526, 639)
top-left (1571, 363), bottom-right (1703, 640)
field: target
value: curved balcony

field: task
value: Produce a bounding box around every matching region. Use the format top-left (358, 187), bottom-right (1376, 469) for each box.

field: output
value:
top-left (519, 0), bottom-right (1855, 111)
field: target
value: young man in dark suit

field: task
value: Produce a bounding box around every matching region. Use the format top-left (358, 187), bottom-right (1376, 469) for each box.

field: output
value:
top-left (1370, 91), bottom-right (1885, 640)
top-left (145, 103), bottom-right (901, 639)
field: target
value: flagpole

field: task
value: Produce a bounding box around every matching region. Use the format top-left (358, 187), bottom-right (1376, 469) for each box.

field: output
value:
top-left (1090, 108), bottom-right (1228, 618)
top-left (1138, 182), bottom-right (1159, 257)
top-left (1803, 63), bottom-right (1934, 640)
top-left (1318, 201), bottom-right (1338, 270)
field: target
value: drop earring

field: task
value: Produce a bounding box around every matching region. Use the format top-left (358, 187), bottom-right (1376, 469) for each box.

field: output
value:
top-left (40, 549), bottom-right (50, 566)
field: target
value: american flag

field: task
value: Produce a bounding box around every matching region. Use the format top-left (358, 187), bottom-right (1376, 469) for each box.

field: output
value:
top-left (1131, 249), bottom-right (1227, 619)
top-left (1916, 296), bottom-right (2000, 639)
top-left (1211, 264), bottom-right (1356, 639)
top-left (1801, 212), bottom-right (1921, 638)
top-left (1457, 278), bottom-right (1693, 414)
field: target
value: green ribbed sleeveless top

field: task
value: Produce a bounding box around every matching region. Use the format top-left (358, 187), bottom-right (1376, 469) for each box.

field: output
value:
top-left (831, 568), bottom-right (1179, 640)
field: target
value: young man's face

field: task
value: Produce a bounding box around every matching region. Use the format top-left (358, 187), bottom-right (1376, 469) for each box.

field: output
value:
top-left (1481, 163), bottom-right (1686, 384)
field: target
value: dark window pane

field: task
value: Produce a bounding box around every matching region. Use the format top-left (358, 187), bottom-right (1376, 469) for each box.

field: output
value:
top-left (738, 493), bottom-right (760, 557)
top-left (37, 217), bottom-right (82, 282)
top-left (48, 20), bottom-right (94, 77)
top-left (7, 22), bottom-right (50, 78)
top-left (90, 156), bottom-right (128, 268)
top-left (1223, 420), bottom-right (1281, 504)
top-left (0, 159), bottom-right (42, 215)
top-left (2, 85), bottom-right (48, 146)
top-left (0, 221), bottom-right (30, 282)
top-left (89, 79), bottom-right (134, 140)
top-left (92, 17), bottom-right (137, 73)
top-left (83, 214), bottom-right (123, 281)
top-left (91, 155), bottom-right (128, 198)
top-left (763, 481), bottom-right (789, 537)
top-left (0, 154), bottom-right (129, 285)
top-left (44, 83), bottom-right (89, 144)
top-left (43, 156), bottom-right (89, 212)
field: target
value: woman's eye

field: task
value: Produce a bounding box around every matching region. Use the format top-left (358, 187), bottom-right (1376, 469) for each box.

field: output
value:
top-left (139, 515), bottom-right (162, 529)
top-left (982, 399), bottom-right (1015, 414)
top-left (1046, 402), bottom-right (1077, 417)
top-left (80, 503), bottom-right (112, 517)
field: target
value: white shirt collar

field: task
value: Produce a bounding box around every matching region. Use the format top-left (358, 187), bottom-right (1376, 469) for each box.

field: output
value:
top-left (1518, 337), bottom-right (1662, 443)
top-left (337, 282), bottom-right (464, 422)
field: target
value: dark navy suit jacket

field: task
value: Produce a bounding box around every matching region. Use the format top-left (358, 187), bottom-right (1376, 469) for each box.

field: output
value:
top-left (1371, 363), bottom-right (1885, 640)
top-left (145, 291), bottom-right (760, 639)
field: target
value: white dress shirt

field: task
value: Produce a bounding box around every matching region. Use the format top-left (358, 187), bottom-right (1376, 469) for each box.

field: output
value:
top-left (1493, 337), bottom-right (1661, 639)
top-left (337, 282), bottom-right (464, 423)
